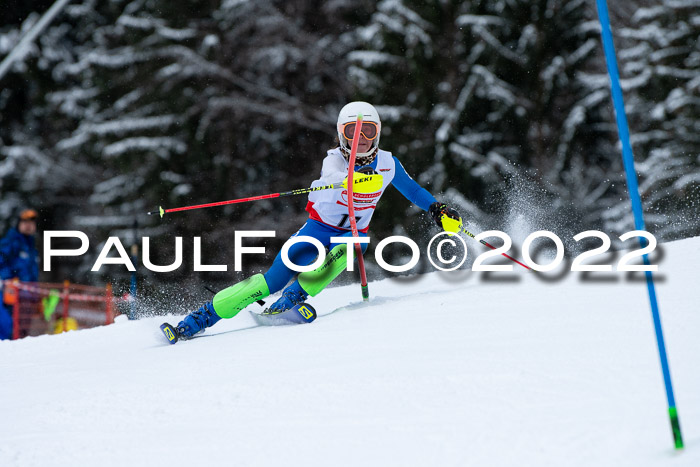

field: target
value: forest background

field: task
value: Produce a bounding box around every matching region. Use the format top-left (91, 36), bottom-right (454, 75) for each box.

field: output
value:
top-left (0, 0), bottom-right (697, 297)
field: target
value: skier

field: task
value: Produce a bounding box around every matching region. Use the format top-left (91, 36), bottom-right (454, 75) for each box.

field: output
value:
top-left (168, 101), bottom-right (461, 340)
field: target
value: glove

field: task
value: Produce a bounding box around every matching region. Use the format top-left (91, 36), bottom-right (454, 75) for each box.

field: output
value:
top-left (429, 202), bottom-right (462, 233)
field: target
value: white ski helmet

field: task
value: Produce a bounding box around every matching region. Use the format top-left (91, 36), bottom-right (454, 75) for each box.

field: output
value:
top-left (336, 101), bottom-right (381, 158)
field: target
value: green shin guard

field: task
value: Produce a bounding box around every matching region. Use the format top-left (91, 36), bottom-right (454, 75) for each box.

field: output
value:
top-left (298, 243), bottom-right (354, 297)
top-left (212, 273), bottom-right (270, 319)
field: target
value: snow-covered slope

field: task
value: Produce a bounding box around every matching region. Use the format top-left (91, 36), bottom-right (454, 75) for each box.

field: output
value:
top-left (1, 238), bottom-right (699, 467)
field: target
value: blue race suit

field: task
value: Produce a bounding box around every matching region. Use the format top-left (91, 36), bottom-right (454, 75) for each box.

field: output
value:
top-left (263, 155), bottom-right (436, 294)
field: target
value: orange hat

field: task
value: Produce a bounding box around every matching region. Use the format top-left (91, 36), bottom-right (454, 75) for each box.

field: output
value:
top-left (19, 209), bottom-right (38, 221)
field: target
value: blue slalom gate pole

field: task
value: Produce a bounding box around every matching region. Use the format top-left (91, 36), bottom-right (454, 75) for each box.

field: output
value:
top-left (595, 0), bottom-right (683, 449)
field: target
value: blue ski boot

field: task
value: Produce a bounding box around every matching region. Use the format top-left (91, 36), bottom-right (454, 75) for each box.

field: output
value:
top-left (176, 302), bottom-right (221, 339)
top-left (268, 281), bottom-right (308, 313)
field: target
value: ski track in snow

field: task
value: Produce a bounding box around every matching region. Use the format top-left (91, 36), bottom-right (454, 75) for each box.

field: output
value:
top-left (1, 238), bottom-right (700, 466)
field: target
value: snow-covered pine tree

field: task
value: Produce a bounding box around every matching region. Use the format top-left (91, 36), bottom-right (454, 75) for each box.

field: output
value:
top-left (0, 1), bottom-right (94, 232)
top-left (2, 0), bottom-right (359, 284)
top-left (350, 0), bottom-right (621, 243)
top-left (602, 1), bottom-right (700, 240)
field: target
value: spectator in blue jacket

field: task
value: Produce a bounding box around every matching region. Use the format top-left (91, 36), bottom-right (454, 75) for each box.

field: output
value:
top-left (0, 209), bottom-right (40, 340)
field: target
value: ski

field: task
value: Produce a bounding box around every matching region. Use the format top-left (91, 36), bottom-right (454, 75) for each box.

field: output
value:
top-left (160, 302), bottom-right (316, 344)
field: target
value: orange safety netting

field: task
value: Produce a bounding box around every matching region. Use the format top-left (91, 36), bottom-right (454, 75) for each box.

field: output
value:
top-left (3, 280), bottom-right (116, 340)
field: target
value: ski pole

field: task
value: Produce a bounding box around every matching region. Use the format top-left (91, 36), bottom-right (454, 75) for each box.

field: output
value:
top-left (461, 227), bottom-right (532, 271)
top-left (148, 182), bottom-right (343, 218)
top-left (346, 114), bottom-right (370, 301)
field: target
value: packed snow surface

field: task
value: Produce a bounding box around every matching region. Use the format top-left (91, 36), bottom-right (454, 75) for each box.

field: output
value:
top-left (2, 237), bottom-right (700, 467)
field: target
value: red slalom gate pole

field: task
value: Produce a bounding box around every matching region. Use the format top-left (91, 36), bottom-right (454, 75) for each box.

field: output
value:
top-left (346, 114), bottom-right (370, 301)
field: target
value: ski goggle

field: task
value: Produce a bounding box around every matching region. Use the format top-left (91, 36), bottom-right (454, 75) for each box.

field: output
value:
top-left (340, 121), bottom-right (379, 141)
